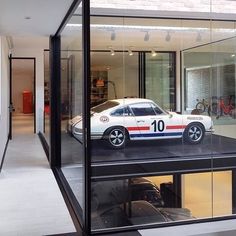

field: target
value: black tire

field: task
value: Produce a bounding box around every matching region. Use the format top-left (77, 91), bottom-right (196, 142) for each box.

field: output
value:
top-left (183, 122), bottom-right (205, 144)
top-left (104, 126), bottom-right (128, 149)
top-left (196, 102), bottom-right (205, 113)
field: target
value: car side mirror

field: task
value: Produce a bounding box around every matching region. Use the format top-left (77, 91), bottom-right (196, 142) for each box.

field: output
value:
top-left (169, 113), bottom-right (173, 118)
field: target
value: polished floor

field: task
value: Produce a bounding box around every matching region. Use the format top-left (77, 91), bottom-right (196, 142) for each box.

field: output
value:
top-left (0, 114), bottom-right (75, 236)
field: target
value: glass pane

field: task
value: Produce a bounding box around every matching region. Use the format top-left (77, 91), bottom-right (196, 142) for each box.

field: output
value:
top-left (87, 0), bottom-right (236, 232)
top-left (146, 52), bottom-right (176, 111)
top-left (60, 3), bottom-right (85, 217)
top-left (183, 171), bottom-right (232, 218)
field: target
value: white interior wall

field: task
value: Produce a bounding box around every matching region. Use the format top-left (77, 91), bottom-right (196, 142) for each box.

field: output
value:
top-left (108, 66), bottom-right (139, 99)
top-left (12, 47), bottom-right (46, 133)
top-left (0, 37), bottom-right (9, 162)
top-left (12, 65), bottom-right (34, 113)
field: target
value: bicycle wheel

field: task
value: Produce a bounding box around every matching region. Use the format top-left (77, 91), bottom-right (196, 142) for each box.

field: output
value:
top-left (196, 102), bottom-right (205, 113)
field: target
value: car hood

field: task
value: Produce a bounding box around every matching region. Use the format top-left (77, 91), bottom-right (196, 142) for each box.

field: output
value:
top-left (158, 207), bottom-right (195, 221)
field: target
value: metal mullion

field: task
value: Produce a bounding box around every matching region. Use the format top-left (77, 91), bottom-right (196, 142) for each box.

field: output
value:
top-left (83, 0), bottom-right (91, 234)
top-left (49, 36), bottom-right (61, 168)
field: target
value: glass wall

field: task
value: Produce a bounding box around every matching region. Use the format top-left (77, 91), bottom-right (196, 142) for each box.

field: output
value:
top-left (56, 0), bottom-right (236, 233)
top-left (146, 52), bottom-right (176, 111)
top-left (60, 2), bottom-right (85, 218)
top-left (182, 37), bottom-right (236, 158)
top-left (87, 6), bottom-right (236, 232)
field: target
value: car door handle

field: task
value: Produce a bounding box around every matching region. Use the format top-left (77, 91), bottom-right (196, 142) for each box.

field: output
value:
top-left (137, 120), bottom-right (145, 123)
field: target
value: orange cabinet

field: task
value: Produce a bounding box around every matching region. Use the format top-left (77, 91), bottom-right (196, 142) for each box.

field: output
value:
top-left (23, 91), bottom-right (33, 114)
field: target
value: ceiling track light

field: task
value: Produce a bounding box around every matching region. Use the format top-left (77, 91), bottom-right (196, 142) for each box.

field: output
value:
top-left (108, 47), bottom-right (115, 56)
top-left (151, 49), bottom-right (157, 57)
top-left (144, 31), bottom-right (150, 41)
top-left (128, 47), bottom-right (134, 56)
top-left (111, 49), bottom-right (115, 56)
top-left (110, 30), bottom-right (116, 41)
top-left (165, 31), bottom-right (171, 42)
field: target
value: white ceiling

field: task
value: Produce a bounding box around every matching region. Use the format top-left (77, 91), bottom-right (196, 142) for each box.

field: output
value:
top-left (0, 0), bottom-right (74, 52)
top-left (0, 0), bottom-right (74, 36)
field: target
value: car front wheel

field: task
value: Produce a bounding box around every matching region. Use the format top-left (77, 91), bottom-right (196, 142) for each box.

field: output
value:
top-left (105, 127), bottom-right (127, 149)
top-left (183, 122), bottom-right (205, 144)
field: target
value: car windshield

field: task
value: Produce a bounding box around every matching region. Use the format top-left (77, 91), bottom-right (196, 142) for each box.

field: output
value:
top-left (91, 101), bottom-right (119, 113)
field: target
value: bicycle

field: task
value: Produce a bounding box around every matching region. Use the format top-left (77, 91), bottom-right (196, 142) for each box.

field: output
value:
top-left (195, 98), bottom-right (211, 115)
top-left (219, 96), bottom-right (234, 116)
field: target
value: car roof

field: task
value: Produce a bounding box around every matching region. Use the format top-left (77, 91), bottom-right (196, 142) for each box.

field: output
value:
top-left (110, 98), bottom-right (155, 106)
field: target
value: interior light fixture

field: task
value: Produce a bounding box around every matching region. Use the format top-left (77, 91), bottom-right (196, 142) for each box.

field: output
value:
top-left (109, 48), bottom-right (115, 56)
top-left (231, 54), bottom-right (235, 57)
top-left (110, 30), bottom-right (116, 41)
top-left (67, 24), bottom-right (236, 34)
top-left (165, 31), bottom-right (171, 42)
top-left (128, 47), bottom-right (134, 56)
top-left (196, 32), bottom-right (202, 42)
top-left (144, 31), bottom-right (150, 41)
top-left (24, 16), bottom-right (31, 20)
top-left (151, 49), bottom-right (157, 57)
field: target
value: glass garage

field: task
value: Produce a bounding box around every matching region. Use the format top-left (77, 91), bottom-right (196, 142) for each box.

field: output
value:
top-left (48, 0), bottom-right (236, 234)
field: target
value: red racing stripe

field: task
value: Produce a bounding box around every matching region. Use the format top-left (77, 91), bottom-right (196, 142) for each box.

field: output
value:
top-left (127, 126), bottom-right (150, 131)
top-left (166, 125), bottom-right (186, 129)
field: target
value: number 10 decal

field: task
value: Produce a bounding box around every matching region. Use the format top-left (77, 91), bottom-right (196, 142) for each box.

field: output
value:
top-left (151, 120), bottom-right (165, 132)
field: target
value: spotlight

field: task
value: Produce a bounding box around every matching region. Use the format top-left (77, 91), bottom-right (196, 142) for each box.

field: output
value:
top-left (231, 54), bottom-right (235, 58)
top-left (110, 48), bottom-right (115, 56)
top-left (111, 30), bottom-right (116, 41)
top-left (165, 31), bottom-right (171, 42)
top-left (151, 49), bottom-right (157, 57)
top-left (144, 31), bottom-right (150, 41)
top-left (196, 32), bottom-right (202, 42)
top-left (128, 47), bottom-right (133, 56)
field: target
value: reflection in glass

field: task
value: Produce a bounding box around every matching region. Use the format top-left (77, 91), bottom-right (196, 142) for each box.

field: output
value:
top-left (91, 175), bottom-right (196, 230)
top-left (146, 52), bottom-right (176, 111)
top-left (60, 3), bottom-right (85, 219)
top-left (183, 37), bottom-right (236, 157)
top-left (59, 2), bottom-right (236, 231)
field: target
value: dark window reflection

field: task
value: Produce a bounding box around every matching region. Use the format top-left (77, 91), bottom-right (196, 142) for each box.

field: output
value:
top-left (110, 106), bottom-right (132, 116)
top-left (130, 103), bottom-right (156, 116)
top-left (91, 177), bottom-right (194, 230)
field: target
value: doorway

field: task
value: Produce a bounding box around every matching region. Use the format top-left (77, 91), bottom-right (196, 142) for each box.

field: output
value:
top-left (9, 57), bottom-right (36, 138)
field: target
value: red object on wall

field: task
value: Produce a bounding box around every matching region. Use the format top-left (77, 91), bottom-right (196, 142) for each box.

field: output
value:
top-left (23, 91), bottom-right (33, 114)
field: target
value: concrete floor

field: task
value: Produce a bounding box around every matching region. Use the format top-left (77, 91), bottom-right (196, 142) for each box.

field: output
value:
top-left (0, 114), bottom-right (75, 236)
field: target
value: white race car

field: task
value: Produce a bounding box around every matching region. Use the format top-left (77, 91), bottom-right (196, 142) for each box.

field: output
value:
top-left (70, 98), bottom-right (213, 148)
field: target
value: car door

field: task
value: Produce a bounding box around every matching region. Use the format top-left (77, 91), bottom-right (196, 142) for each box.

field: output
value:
top-left (128, 102), bottom-right (181, 140)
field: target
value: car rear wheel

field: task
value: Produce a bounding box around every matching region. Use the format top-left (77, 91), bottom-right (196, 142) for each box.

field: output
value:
top-left (183, 122), bottom-right (205, 144)
top-left (105, 126), bottom-right (127, 149)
